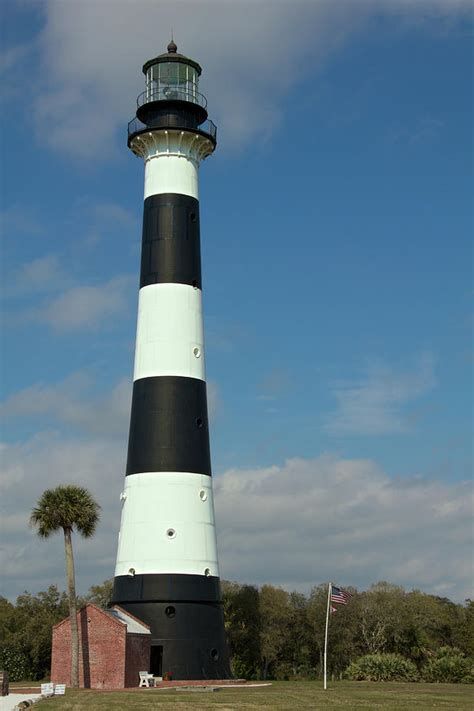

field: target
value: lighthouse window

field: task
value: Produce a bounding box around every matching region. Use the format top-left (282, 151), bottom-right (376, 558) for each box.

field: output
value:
top-left (210, 648), bottom-right (219, 662)
top-left (166, 528), bottom-right (176, 539)
top-left (165, 606), bottom-right (176, 618)
top-left (160, 62), bottom-right (178, 86)
top-left (145, 60), bottom-right (198, 105)
top-left (196, 417), bottom-right (203, 428)
top-left (190, 212), bottom-right (197, 222)
top-left (177, 63), bottom-right (189, 84)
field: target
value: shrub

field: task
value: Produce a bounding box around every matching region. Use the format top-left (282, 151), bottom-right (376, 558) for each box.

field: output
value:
top-left (422, 647), bottom-right (474, 683)
top-left (346, 653), bottom-right (419, 682)
top-left (231, 655), bottom-right (258, 680)
top-left (0, 646), bottom-right (31, 681)
top-left (273, 662), bottom-right (294, 680)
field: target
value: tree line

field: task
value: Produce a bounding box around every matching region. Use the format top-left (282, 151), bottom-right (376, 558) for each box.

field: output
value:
top-left (222, 580), bottom-right (473, 682)
top-left (0, 579), bottom-right (472, 682)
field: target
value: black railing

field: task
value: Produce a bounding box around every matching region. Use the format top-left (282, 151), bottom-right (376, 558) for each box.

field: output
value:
top-left (137, 86), bottom-right (208, 109)
top-left (128, 115), bottom-right (217, 144)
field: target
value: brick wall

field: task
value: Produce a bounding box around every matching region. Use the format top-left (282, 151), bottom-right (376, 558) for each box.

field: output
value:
top-left (51, 604), bottom-right (128, 689)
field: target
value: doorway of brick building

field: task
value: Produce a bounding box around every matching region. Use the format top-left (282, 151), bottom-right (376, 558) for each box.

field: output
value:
top-left (150, 645), bottom-right (163, 677)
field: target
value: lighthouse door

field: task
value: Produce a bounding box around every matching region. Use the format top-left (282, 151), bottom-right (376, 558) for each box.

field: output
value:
top-left (150, 645), bottom-right (163, 677)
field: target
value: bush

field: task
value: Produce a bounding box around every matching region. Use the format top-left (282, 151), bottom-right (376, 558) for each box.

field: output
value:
top-left (272, 662), bottom-right (294, 680)
top-left (346, 653), bottom-right (419, 682)
top-left (422, 647), bottom-right (474, 683)
top-left (231, 655), bottom-right (258, 680)
top-left (0, 646), bottom-right (31, 681)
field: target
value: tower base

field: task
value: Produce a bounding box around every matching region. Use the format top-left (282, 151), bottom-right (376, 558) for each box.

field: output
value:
top-left (112, 574), bottom-right (231, 680)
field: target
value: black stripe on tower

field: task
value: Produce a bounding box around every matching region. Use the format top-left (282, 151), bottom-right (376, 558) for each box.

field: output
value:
top-left (126, 376), bottom-right (211, 475)
top-left (112, 574), bottom-right (229, 679)
top-left (140, 193), bottom-right (202, 288)
top-left (114, 573), bottom-right (221, 602)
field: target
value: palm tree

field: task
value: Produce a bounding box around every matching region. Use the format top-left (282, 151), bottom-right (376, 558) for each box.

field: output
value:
top-left (30, 485), bottom-right (100, 688)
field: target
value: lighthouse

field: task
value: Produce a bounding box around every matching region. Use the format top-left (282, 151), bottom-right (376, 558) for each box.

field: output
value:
top-left (112, 41), bottom-right (231, 680)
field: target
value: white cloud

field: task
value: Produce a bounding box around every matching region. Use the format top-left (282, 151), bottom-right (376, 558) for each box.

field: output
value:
top-left (1, 428), bottom-right (471, 601)
top-left (206, 379), bottom-right (221, 421)
top-left (0, 432), bottom-right (125, 596)
top-left (27, 0), bottom-right (471, 159)
top-left (1, 373), bottom-right (131, 437)
top-left (33, 275), bottom-right (135, 331)
top-left (91, 202), bottom-right (137, 227)
top-left (214, 456), bottom-right (473, 601)
top-left (325, 353), bottom-right (437, 435)
top-left (8, 255), bottom-right (64, 296)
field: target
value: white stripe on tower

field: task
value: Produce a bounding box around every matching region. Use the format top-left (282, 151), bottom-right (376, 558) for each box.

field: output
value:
top-left (133, 283), bottom-right (205, 382)
top-left (144, 148), bottom-right (199, 200)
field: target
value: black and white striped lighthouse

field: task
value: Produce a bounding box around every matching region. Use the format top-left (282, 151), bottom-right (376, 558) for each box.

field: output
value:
top-left (112, 41), bottom-right (231, 680)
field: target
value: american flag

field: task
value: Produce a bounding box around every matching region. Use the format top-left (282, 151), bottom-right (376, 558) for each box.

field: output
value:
top-left (330, 585), bottom-right (352, 605)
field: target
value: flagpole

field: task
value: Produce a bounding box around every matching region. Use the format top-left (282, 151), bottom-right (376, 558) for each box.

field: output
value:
top-left (323, 581), bottom-right (331, 690)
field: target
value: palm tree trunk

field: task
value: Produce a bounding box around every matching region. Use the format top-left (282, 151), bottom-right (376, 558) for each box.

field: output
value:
top-left (64, 527), bottom-right (79, 688)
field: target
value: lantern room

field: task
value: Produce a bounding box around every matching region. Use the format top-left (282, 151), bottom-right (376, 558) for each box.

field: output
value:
top-left (130, 41), bottom-right (216, 152)
top-left (141, 40), bottom-right (205, 108)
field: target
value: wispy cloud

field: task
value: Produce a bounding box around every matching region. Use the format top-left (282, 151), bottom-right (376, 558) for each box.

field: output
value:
top-left (83, 202), bottom-right (139, 247)
top-left (206, 380), bottom-right (221, 421)
top-left (325, 353), bottom-right (437, 436)
top-left (91, 203), bottom-right (137, 226)
top-left (28, 0), bottom-right (471, 160)
top-left (257, 368), bottom-right (294, 401)
top-left (1, 373), bottom-right (131, 437)
top-left (31, 275), bottom-right (135, 331)
top-left (0, 206), bottom-right (44, 239)
top-left (387, 116), bottom-right (445, 145)
top-left (6, 255), bottom-right (65, 296)
top-left (0, 43), bottom-right (33, 75)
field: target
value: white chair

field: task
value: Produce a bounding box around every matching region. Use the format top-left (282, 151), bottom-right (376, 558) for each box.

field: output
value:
top-left (138, 671), bottom-right (155, 688)
top-left (41, 683), bottom-right (54, 697)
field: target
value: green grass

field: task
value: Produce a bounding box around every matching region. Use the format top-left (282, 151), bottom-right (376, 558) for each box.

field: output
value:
top-left (24, 681), bottom-right (473, 710)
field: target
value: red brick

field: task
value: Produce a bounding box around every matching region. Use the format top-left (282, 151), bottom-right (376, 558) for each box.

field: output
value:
top-left (51, 603), bottom-right (150, 689)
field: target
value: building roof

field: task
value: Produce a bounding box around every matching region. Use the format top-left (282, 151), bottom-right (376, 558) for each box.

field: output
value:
top-left (142, 42), bottom-right (202, 76)
top-left (107, 606), bottom-right (151, 635)
top-left (52, 602), bottom-right (151, 635)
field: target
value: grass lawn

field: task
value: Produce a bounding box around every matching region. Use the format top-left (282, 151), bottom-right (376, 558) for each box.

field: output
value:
top-left (23, 681), bottom-right (472, 710)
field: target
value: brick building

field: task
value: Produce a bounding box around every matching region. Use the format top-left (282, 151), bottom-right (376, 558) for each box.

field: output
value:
top-left (51, 603), bottom-right (151, 689)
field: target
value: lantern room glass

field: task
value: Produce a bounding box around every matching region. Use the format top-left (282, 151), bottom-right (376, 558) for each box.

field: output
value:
top-left (146, 62), bottom-right (198, 103)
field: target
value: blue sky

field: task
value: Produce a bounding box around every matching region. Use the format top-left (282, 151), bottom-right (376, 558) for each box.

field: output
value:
top-left (1, 0), bottom-right (472, 602)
